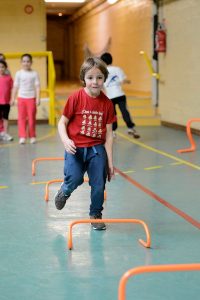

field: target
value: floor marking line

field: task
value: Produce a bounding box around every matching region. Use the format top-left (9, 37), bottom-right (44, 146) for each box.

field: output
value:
top-left (121, 170), bottom-right (135, 174)
top-left (0, 128), bottom-right (56, 148)
top-left (0, 186), bottom-right (8, 189)
top-left (36, 128), bottom-right (57, 142)
top-left (116, 131), bottom-right (200, 170)
top-left (31, 181), bottom-right (49, 185)
top-left (170, 162), bottom-right (183, 166)
top-left (144, 165), bottom-right (163, 170)
top-left (115, 167), bottom-right (200, 230)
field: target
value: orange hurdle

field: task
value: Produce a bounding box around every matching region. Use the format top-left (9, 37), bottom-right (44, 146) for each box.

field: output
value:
top-left (44, 178), bottom-right (89, 201)
top-left (118, 263), bottom-right (200, 300)
top-left (44, 178), bottom-right (106, 201)
top-left (32, 157), bottom-right (64, 176)
top-left (177, 118), bottom-right (200, 153)
top-left (67, 219), bottom-right (151, 250)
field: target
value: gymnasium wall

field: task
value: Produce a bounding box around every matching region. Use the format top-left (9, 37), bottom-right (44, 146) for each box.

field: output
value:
top-left (0, 0), bottom-right (47, 120)
top-left (159, 0), bottom-right (200, 128)
top-left (69, 0), bottom-right (152, 96)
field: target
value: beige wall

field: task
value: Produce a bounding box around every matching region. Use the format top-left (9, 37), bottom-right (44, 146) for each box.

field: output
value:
top-left (69, 0), bottom-right (152, 95)
top-left (0, 0), bottom-right (47, 120)
top-left (159, 0), bottom-right (200, 128)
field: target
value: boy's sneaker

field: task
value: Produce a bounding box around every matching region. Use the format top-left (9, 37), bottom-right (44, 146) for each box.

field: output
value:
top-left (30, 137), bottom-right (36, 144)
top-left (90, 213), bottom-right (106, 230)
top-left (19, 138), bottom-right (26, 144)
top-left (127, 128), bottom-right (140, 139)
top-left (2, 133), bottom-right (13, 141)
top-left (55, 188), bottom-right (70, 210)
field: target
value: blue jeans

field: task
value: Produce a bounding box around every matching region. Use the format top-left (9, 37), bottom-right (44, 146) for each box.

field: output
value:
top-left (61, 144), bottom-right (107, 216)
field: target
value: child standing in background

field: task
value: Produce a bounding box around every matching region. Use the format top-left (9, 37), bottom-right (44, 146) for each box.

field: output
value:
top-left (0, 60), bottom-right (13, 141)
top-left (0, 53), bottom-right (11, 140)
top-left (55, 57), bottom-right (116, 230)
top-left (11, 54), bottom-right (40, 144)
top-left (101, 52), bottom-right (140, 139)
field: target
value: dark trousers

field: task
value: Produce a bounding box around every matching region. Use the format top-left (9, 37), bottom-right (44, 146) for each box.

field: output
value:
top-left (61, 144), bottom-right (107, 216)
top-left (111, 95), bottom-right (135, 131)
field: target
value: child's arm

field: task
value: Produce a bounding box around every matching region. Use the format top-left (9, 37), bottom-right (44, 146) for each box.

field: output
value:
top-left (10, 86), bottom-right (18, 106)
top-left (105, 123), bottom-right (115, 181)
top-left (58, 115), bottom-right (76, 154)
top-left (36, 85), bottom-right (40, 106)
top-left (122, 79), bottom-right (131, 84)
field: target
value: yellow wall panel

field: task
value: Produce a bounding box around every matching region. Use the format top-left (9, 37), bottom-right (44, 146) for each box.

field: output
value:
top-left (70, 0), bottom-right (152, 95)
top-left (0, 0), bottom-right (47, 120)
top-left (159, 0), bottom-right (200, 128)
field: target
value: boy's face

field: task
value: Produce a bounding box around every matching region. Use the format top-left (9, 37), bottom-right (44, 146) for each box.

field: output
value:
top-left (0, 63), bottom-right (6, 75)
top-left (21, 56), bottom-right (32, 70)
top-left (84, 67), bottom-right (105, 97)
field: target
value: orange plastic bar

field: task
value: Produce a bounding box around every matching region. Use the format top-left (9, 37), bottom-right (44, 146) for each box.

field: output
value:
top-left (44, 179), bottom-right (63, 201)
top-left (118, 263), bottom-right (200, 300)
top-left (44, 177), bottom-right (89, 201)
top-left (68, 219), bottom-right (151, 250)
top-left (177, 118), bottom-right (200, 153)
top-left (44, 178), bottom-right (106, 201)
top-left (32, 157), bottom-right (64, 176)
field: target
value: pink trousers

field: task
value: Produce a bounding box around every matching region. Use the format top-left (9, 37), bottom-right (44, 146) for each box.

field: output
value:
top-left (17, 98), bottom-right (37, 138)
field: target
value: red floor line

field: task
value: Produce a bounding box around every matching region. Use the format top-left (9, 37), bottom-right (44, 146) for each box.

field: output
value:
top-left (115, 167), bottom-right (200, 230)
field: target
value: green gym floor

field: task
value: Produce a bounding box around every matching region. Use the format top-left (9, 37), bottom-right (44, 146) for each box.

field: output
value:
top-left (0, 124), bottom-right (200, 300)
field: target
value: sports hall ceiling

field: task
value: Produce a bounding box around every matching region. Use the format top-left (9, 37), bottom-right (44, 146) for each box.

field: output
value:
top-left (45, 0), bottom-right (101, 17)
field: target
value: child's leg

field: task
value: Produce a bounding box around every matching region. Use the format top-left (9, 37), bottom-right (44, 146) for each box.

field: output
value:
top-left (86, 145), bottom-right (107, 216)
top-left (3, 119), bottom-right (8, 133)
top-left (0, 119), bottom-right (4, 132)
top-left (2, 104), bottom-right (10, 133)
top-left (62, 149), bottom-right (86, 196)
top-left (118, 95), bottom-right (135, 128)
top-left (18, 98), bottom-right (27, 138)
top-left (55, 149), bottom-right (86, 210)
top-left (26, 98), bottom-right (37, 138)
top-left (111, 99), bottom-right (118, 131)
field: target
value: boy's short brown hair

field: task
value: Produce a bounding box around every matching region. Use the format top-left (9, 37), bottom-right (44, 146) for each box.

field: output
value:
top-left (80, 57), bottom-right (109, 86)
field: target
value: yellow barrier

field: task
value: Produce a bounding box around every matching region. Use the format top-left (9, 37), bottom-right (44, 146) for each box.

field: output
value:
top-left (140, 50), bottom-right (160, 79)
top-left (5, 51), bottom-right (56, 126)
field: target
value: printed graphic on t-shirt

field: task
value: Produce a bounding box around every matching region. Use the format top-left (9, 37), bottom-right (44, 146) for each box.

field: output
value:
top-left (80, 110), bottom-right (103, 139)
top-left (107, 75), bottom-right (119, 87)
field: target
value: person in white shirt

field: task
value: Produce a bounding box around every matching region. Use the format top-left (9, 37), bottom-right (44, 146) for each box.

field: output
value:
top-left (11, 54), bottom-right (40, 144)
top-left (101, 52), bottom-right (140, 138)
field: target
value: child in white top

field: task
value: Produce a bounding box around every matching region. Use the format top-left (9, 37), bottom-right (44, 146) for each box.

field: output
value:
top-left (101, 52), bottom-right (140, 139)
top-left (11, 54), bottom-right (40, 144)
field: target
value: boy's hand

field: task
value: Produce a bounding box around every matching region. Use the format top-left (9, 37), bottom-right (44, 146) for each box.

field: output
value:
top-left (107, 166), bottom-right (115, 182)
top-left (36, 98), bottom-right (40, 106)
top-left (64, 138), bottom-right (76, 154)
top-left (10, 99), bottom-right (15, 106)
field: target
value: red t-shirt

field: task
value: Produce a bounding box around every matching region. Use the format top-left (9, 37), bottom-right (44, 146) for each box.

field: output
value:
top-left (0, 75), bottom-right (13, 104)
top-left (63, 88), bottom-right (116, 147)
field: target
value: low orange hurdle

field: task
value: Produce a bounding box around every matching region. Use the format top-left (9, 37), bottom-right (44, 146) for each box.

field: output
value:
top-left (118, 263), bottom-right (200, 300)
top-left (177, 118), bottom-right (200, 153)
top-left (45, 178), bottom-right (88, 201)
top-left (68, 219), bottom-right (151, 250)
top-left (32, 157), bottom-right (64, 176)
top-left (44, 178), bottom-right (107, 201)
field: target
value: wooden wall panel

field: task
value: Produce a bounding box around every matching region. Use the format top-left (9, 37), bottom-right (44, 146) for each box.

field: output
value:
top-left (70, 0), bottom-right (152, 95)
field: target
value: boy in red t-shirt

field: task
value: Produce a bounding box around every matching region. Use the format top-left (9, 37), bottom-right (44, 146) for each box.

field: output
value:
top-left (55, 57), bottom-right (116, 230)
top-left (0, 60), bottom-right (13, 141)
